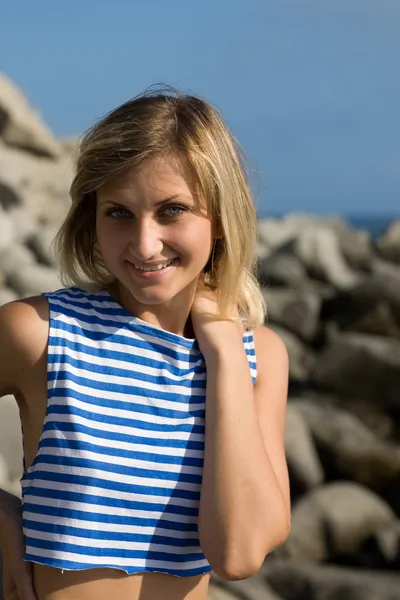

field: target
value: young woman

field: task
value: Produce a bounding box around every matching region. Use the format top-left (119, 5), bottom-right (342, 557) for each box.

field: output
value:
top-left (0, 90), bottom-right (290, 600)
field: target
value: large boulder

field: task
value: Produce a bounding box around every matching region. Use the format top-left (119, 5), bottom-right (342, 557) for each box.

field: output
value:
top-left (0, 244), bottom-right (37, 275)
top-left (278, 482), bottom-right (396, 563)
top-left (311, 332), bottom-right (400, 413)
top-left (371, 258), bottom-right (400, 323)
top-left (257, 218), bottom-right (298, 252)
top-left (283, 213), bottom-right (374, 270)
top-left (258, 252), bottom-right (307, 288)
top-left (257, 214), bottom-right (376, 309)
top-left (284, 404), bottom-right (324, 494)
top-left (58, 136), bottom-right (79, 161)
top-left (27, 226), bottom-right (59, 267)
top-left (377, 220), bottom-right (400, 264)
top-left (267, 324), bottom-right (316, 383)
top-left (0, 179), bottom-right (21, 211)
top-left (362, 519), bottom-right (400, 569)
top-left (0, 207), bottom-right (15, 253)
top-left (293, 399), bottom-right (400, 489)
top-left (0, 73), bottom-right (59, 158)
top-left (321, 261), bottom-right (400, 338)
top-left (6, 263), bottom-right (61, 296)
top-left (262, 288), bottom-right (321, 342)
top-left (321, 279), bottom-right (400, 338)
top-left (293, 227), bottom-right (358, 290)
top-left (263, 560), bottom-right (400, 600)
top-left (0, 288), bottom-right (18, 305)
top-left (0, 395), bottom-right (23, 494)
top-left (0, 141), bottom-right (73, 233)
top-left (325, 396), bottom-right (396, 441)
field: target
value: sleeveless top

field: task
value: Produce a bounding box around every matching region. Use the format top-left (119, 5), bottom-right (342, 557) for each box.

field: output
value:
top-left (21, 287), bottom-right (257, 577)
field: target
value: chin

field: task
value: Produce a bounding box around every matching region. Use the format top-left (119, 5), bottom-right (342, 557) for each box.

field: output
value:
top-left (113, 264), bottom-right (201, 307)
top-left (132, 293), bottom-right (176, 306)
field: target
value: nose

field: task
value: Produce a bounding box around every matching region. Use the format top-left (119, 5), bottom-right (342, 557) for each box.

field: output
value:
top-left (130, 217), bottom-right (164, 261)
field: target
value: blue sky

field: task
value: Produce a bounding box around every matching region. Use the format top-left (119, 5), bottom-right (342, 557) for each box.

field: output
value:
top-left (1, 0), bottom-right (399, 215)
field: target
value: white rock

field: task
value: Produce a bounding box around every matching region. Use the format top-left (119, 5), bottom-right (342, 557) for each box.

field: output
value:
top-left (0, 287), bottom-right (19, 305)
top-left (377, 220), bottom-right (400, 263)
top-left (0, 207), bottom-right (15, 252)
top-left (0, 141), bottom-right (73, 228)
top-left (58, 136), bottom-right (80, 162)
top-left (280, 482), bottom-right (396, 562)
top-left (263, 288), bottom-right (321, 341)
top-left (28, 226), bottom-right (59, 267)
top-left (295, 227), bottom-right (358, 290)
top-left (0, 395), bottom-right (23, 484)
top-left (0, 453), bottom-right (8, 487)
top-left (285, 404), bottom-right (324, 490)
top-left (7, 263), bottom-right (61, 296)
top-left (257, 218), bottom-right (298, 250)
top-left (0, 244), bottom-right (36, 274)
top-left (0, 73), bottom-right (60, 157)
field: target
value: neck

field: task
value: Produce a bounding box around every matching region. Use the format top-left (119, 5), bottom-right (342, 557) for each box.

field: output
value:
top-left (108, 281), bottom-right (197, 338)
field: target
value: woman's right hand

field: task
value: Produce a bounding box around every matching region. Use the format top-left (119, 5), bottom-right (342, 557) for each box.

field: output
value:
top-left (0, 490), bottom-right (37, 600)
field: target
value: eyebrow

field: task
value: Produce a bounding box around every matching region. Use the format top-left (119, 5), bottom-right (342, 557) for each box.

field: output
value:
top-left (101, 195), bottom-right (185, 207)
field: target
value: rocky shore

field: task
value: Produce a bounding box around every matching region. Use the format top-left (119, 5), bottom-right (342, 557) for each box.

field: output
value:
top-left (1, 74), bottom-right (400, 600)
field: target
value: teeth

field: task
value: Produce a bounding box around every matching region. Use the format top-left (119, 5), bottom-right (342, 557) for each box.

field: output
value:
top-left (134, 259), bottom-right (174, 272)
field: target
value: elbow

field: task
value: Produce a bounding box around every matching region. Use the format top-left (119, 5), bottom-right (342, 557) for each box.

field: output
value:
top-left (210, 555), bottom-right (264, 581)
top-left (201, 537), bottom-right (263, 581)
top-left (264, 506), bottom-right (291, 557)
top-left (213, 566), bottom-right (260, 582)
top-left (200, 505), bottom-right (291, 581)
top-left (206, 524), bottom-right (291, 582)
top-left (267, 518), bottom-right (291, 553)
top-left (263, 496), bottom-right (291, 555)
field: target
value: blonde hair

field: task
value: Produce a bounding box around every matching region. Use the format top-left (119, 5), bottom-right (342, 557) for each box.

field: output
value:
top-left (54, 87), bottom-right (266, 327)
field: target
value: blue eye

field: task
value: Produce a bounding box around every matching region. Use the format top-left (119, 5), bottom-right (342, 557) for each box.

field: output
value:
top-left (162, 206), bottom-right (186, 217)
top-left (105, 205), bottom-right (187, 220)
top-left (107, 208), bottom-right (132, 219)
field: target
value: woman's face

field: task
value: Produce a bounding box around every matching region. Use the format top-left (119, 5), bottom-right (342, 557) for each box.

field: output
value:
top-left (96, 156), bottom-right (214, 313)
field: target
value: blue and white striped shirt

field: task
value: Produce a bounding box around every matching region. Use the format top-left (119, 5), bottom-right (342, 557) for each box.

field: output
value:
top-left (21, 287), bottom-right (257, 576)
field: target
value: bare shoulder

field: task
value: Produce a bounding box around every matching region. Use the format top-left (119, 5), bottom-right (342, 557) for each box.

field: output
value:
top-left (251, 326), bottom-right (289, 414)
top-left (0, 295), bottom-right (49, 396)
top-left (252, 326), bottom-right (289, 380)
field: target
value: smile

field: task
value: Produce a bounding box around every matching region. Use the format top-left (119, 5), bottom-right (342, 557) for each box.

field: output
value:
top-left (134, 259), bottom-right (175, 272)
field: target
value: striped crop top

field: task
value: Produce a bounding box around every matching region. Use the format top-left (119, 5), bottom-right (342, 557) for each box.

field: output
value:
top-left (21, 287), bottom-right (257, 577)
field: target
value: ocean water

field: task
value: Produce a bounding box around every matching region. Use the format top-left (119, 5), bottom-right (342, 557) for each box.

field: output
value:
top-left (345, 215), bottom-right (396, 239)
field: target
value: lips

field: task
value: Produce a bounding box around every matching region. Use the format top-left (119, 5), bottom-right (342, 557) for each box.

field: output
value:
top-left (127, 257), bottom-right (179, 278)
top-left (134, 258), bottom-right (175, 272)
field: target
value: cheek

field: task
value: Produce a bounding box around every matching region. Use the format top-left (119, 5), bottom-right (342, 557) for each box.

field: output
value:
top-left (96, 226), bottom-right (123, 267)
top-left (96, 220), bottom-right (127, 250)
top-left (178, 219), bottom-right (213, 249)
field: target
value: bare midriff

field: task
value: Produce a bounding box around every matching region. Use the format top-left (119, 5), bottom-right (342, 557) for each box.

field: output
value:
top-left (33, 565), bottom-right (210, 600)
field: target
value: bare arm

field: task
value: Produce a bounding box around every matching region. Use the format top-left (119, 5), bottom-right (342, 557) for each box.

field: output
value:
top-left (197, 323), bottom-right (290, 580)
top-left (0, 300), bottom-right (28, 547)
top-left (0, 298), bottom-right (47, 600)
top-left (0, 301), bottom-right (23, 595)
top-left (0, 302), bottom-right (26, 397)
top-left (0, 297), bottom-right (49, 398)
